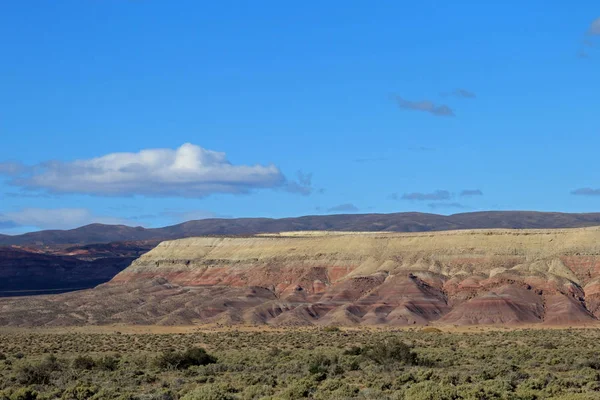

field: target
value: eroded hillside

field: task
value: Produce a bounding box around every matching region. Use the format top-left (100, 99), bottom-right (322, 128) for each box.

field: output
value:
top-left (4, 228), bottom-right (600, 327)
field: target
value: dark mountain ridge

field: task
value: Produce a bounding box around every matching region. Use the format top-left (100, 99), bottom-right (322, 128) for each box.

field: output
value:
top-left (3, 211), bottom-right (600, 246)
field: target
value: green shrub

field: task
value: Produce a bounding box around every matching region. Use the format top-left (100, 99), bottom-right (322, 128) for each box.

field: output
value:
top-left (61, 385), bottom-right (99, 400)
top-left (343, 346), bottom-right (363, 356)
top-left (71, 356), bottom-right (95, 371)
top-left (9, 388), bottom-right (38, 400)
top-left (364, 338), bottom-right (418, 366)
top-left (403, 381), bottom-right (460, 400)
top-left (279, 378), bottom-right (317, 399)
top-left (95, 355), bottom-right (119, 371)
top-left (141, 391), bottom-right (175, 400)
top-left (16, 356), bottom-right (60, 385)
top-left (180, 384), bottom-right (235, 400)
top-left (315, 379), bottom-right (358, 399)
top-left (155, 347), bottom-right (216, 370)
top-left (308, 355), bottom-right (331, 376)
top-left (241, 385), bottom-right (274, 400)
top-left (577, 357), bottom-right (600, 370)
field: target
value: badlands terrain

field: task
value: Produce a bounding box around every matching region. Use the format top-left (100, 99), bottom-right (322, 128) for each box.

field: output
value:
top-left (4, 227), bottom-right (600, 327)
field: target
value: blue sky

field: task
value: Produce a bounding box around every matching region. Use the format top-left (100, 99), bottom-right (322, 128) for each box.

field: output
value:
top-left (1, 1), bottom-right (599, 233)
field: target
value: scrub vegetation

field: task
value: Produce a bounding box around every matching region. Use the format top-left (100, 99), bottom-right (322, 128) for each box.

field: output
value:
top-left (0, 327), bottom-right (599, 399)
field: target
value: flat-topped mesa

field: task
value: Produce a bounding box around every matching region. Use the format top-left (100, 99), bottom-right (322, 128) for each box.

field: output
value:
top-left (106, 228), bottom-right (600, 326)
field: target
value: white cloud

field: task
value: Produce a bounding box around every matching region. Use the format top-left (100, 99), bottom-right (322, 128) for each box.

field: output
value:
top-left (1, 143), bottom-right (294, 198)
top-left (0, 208), bottom-right (134, 231)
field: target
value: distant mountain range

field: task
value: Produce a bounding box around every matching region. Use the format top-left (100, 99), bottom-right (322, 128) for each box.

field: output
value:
top-left (3, 211), bottom-right (600, 246)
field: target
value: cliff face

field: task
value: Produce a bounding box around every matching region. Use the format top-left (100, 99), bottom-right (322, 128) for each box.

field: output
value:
top-left (107, 229), bottom-right (600, 326)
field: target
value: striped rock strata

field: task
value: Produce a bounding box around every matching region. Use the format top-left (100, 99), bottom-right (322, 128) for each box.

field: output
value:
top-left (105, 228), bottom-right (600, 326)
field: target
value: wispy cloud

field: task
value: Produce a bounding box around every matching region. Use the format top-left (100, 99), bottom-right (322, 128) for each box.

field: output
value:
top-left (394, 96), bottom-right (455, 117)
top-left (576, 19), bottom-right (598, 59)
top-left (0, 162), bottom-right (27, 176)
top-left (327, 203), bottom-right (360, 213)
top-left (427, 202), bottom-right (467, 210)
top-left (400, 190), bottom-right (451, 201)
top-left (0, 220), bottom-right (19, 230)
top-left (441, 89), bottom-right (477, 99)
top-left (571, 188), bottom-right (600, 196)
top-left (2, 192), bottom-right (56, 199)
top-left (392, 189), bottom-right (483, 202)
top-left (0, 143), bottom-right (314, 198)
top-left (589, 17), bottom-right (600, 35)
top-left (460, 189), bottom-right (483, 197)
top-left (285, 171), bottom-right (319, 195)
top-left (577, 50), bottom-right (590, 59)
